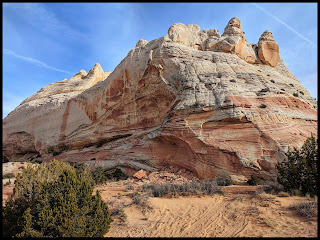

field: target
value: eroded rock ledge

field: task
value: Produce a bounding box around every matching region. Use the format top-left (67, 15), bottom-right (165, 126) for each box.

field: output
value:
top-left (3, 17), bottom-right (317, 182)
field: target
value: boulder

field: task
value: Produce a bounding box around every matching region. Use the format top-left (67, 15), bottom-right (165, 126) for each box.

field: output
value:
top-left (133, 169), bottom-right (148, 180)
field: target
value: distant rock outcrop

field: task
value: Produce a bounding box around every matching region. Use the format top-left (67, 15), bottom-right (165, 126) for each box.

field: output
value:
top-left (3, 17), bottom-right (317, 182)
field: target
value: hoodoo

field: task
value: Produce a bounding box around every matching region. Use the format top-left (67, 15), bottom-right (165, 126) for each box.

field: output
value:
top-left (3, 17), bottom-right (317, 182)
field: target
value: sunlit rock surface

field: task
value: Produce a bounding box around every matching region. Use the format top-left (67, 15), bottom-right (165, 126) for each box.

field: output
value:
top-left (3, 17), bottom-right (317, 181)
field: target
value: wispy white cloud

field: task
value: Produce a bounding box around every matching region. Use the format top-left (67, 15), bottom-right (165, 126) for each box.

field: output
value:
top-left (252, 3), bottom-right (317, 48)
top-left (4, 48), bottom-right (73, 74)
top-left (3, 3), bottom-right (89, 40)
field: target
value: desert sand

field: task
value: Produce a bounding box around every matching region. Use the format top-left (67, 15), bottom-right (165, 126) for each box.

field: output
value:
top-left (98, 183), bottom-right (317, 238)
top-left (2, 162), bottom-right (317, 238)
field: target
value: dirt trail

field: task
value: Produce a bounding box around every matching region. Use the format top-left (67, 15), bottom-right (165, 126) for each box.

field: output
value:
top-left (102, 188), bottom-right (317, 238)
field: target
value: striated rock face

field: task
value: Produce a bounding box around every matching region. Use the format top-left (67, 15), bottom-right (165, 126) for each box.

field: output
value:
top-left (3, 17), bottom-right (317, 181)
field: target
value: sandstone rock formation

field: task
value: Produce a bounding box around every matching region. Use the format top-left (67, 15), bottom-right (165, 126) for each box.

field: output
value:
top-left (258, 30), bottom-right (280, 67)
top-left (3, 17), bottom-right (317, 182)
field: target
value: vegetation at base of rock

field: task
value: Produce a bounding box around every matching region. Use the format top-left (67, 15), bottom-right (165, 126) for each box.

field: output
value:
top-left (247, 175), bottom-right (259, 185)
top-left (3, 156), bottom-right (9, 163)
top-left (215, 173), bottom-right (233, 186)
top-left (262, 181), bottom-right (284, 195)
top-left (276, 135), bottom-right (318, 197)
top-left (141, 179), bottom-right (222, 198)
top-left (2, 159), bottom-right (111, 238)
top-left (91, 166), bottom-right (110, 184)
top-left (259, 104), bottom-right (267, 108)
top-left (91, 166), bottom-right (127, 184)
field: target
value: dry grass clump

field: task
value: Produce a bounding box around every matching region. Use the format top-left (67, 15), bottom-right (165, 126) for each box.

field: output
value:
top-left (215, 173), bottom-right (233, 186)
top-left (278, 191), bottom-right (290, 197)
top-left (258, 217), bottom-right (277, 228)
top-left (290, 201), bottom-right (318, 219)
top-left (262, 181), bottom-right (284, 195)
top-left (141, 179), bottom-right (222, 198)
top-left (2, 173), bottom-right (15, 179)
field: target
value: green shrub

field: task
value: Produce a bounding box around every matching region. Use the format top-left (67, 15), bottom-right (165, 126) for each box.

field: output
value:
top-left (293, 92), bottom-right (299, 97)
top-left (2, 160), bottom-right (111, 237)
top-left (276, 135), bottom-right (318, 197)
top-left (52, 151), bottom-right (62, 156)
top-left (259, 104), bottom-right (267, 108)
top-left (247, 175), bottom-right (259, 185)
top-left (91, 166), bottom-right (109, 184)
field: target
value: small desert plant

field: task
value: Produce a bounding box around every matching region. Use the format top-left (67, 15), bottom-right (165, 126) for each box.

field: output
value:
top-left (3, 156), bottom-right (9, 163)
top-left (141, 179), bottom-right (222, 197)
top-left (52, 151), bottom-right (62, 156)
top-left (131, 192), bottom-right (150, 206)
top-left (259, 104), bottom-right (267, 108)
top-left (291, 189), bottom-right (301, 196)
top-left (3, 173), bottom-right (15, 179)
top-left (118, 207), bottom-right (127, 222)
top-left (247, 175), bottom-right (259, 185)
top-left (263, 181), bottom-right (284, 195)
top-left (5, 179), bottom-right (12, 186)
top-left (229, 79), bottom-right (236, 82)
top-left (258, 217), bottom-right (276, 228)
top-left (278, 191), bottom-right (290, 197)
top-left (290, 201), bottom-right (318, 218)
top-left (125, 182), bottom-right (135, 191)
top-left (293, 92), bottom-right (299, 97)
top-left (215, 173), bottom-right (233, 186)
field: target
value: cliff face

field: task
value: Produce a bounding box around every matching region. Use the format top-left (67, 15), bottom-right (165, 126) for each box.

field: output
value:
top-left (3, 17), bottom-right (317, 181)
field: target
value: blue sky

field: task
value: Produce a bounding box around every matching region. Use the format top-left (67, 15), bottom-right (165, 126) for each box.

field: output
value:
top-left (2, 2), bottom-right (318, 118)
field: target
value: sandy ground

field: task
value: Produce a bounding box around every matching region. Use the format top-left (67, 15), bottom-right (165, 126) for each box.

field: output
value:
top-left (99, 184), bottom-right (318, 238)
top-left (2, 162), bottom-right (318, 237)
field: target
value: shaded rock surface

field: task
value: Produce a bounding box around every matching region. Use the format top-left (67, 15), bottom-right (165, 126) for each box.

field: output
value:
top-left (3, 17), bottom-right (317, 181)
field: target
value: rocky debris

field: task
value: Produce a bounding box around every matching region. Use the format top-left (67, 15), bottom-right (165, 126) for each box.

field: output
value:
top-left (133, 169), bottom-right (149, 180)
top-left (2, 17), bottom-right (317, 181)
top-left (131, 167), bottom-right (198, 185)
